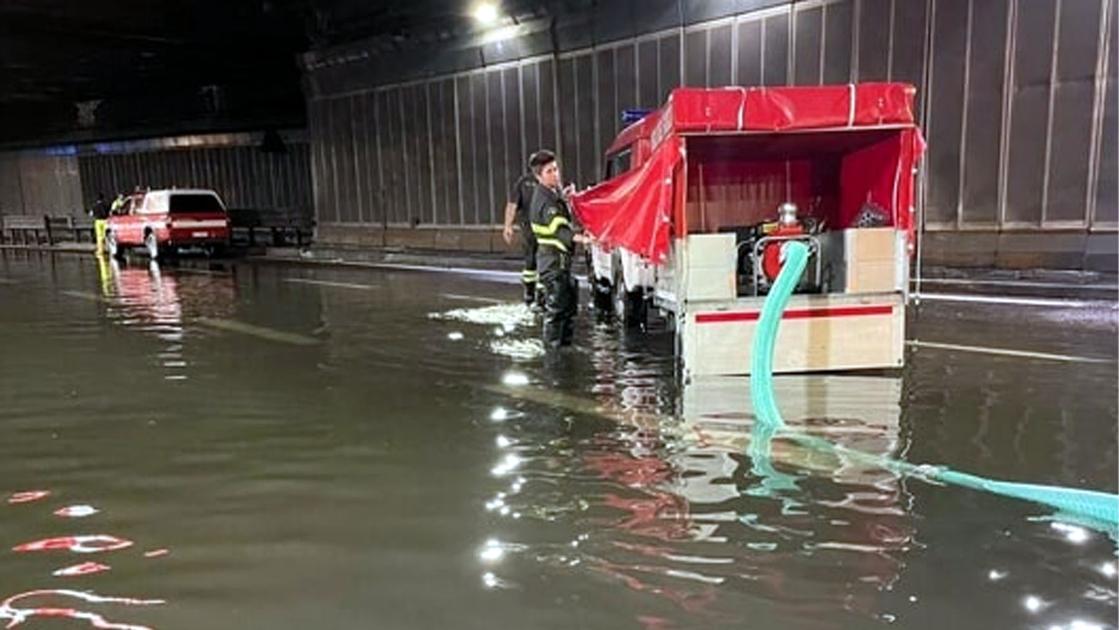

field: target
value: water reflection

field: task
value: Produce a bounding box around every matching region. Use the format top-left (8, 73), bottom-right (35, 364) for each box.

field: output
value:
top-left (54, 505), bottom-right (100, 518)
top-left (13, 535), bottom-right (133, 554)
top-left (52, 562), bottom-right (111, 578)
top-left (1, 253), bottom-right (1114, 629)
top-left (7, 491), bottom-right (51, 505)
top-left (96, 260), bottom-right (238, 379)
top-left (4, 484), bottom-right (164, 629)
top-left (462, 295), bottom-right (1113, 627)
top-left (443, 296), bottom-right (918, 624)
top-left (103, 260), bottom-right (183, 340)
top-left (480, 333), bottom-right (916, 624)
top-left (102, 260), bottom-right (237, 323)
top-left (0, 589), bottom-right (164, 630)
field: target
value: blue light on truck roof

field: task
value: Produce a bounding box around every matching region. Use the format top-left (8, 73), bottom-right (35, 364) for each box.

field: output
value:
top-left (621, 109), bottom-right (652, 125)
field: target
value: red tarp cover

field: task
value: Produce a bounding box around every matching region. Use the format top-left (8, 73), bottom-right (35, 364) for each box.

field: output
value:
top-left (572, 83), bottom-right (920, 262)
top-left (573, 135), bottom-right (682, 264)
top-left (669, 83), bottom-right (916, 132)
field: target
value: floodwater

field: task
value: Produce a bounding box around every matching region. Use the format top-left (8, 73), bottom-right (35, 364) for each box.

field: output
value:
top-left (0, 250), bottom-right (1116, 630)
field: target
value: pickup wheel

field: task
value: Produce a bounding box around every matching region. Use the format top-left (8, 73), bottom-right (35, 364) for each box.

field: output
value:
top-left (206, 242), bottom-right (228, 259)
top-left (144, 231), bottom-right (165, 260)
top-left (105, 231), bottom-right (123, 260)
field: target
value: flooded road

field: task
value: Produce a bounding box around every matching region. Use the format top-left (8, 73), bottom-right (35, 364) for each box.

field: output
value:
top-left (1, 250), bottom-right (1116, 630)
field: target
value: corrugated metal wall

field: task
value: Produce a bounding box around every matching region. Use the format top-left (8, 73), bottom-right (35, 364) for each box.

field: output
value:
top-left (0, 154), bottom-right (84, 216)
top-left (299, 0), bottom-right (1116, 268)
top-left (77, 142), bottom-right (313, 213)
top-left (919, 0), bottom-right (1116, 231)
top-left (309, 63), bottom-right (559, 228)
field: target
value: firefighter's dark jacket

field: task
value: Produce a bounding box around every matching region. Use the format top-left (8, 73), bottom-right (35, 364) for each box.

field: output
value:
top-left (529, 184), bottom-right (578, 275)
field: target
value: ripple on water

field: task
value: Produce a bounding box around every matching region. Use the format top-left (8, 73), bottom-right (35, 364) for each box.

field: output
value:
top-left (429, 303), bottom-right (535, 329)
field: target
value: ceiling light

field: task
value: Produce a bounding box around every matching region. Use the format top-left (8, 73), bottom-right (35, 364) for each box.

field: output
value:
top-left (473, 2), bottom-right (499, 25)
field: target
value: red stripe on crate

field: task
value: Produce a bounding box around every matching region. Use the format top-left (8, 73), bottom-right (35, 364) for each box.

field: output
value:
top-left (695, 305), bottom-right (894, 324)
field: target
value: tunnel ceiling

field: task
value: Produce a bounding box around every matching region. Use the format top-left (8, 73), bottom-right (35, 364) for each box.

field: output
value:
top-left (0, 0), bottom-right (565, 146)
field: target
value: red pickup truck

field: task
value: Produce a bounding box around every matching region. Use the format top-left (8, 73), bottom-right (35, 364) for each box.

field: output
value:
top-left (105, 188), bottom-right (231, 260)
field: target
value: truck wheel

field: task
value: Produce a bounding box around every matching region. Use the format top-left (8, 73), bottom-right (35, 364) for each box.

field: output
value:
top-left (612, 269), bottom-right (647, 331)
top-left (626, 290), bottom-right (649, 331)
top-left (591, 276), bottom-right (613, 320)
top-left (819, 264), bottom-right (834, 294)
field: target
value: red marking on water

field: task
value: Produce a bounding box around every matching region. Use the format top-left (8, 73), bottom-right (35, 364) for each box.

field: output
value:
top-left (637, 615), bottom-right (673, 630)
top-left (584, 453), bottom-right (673, 487)
top-left (54, 505), bottom-right (100, 518)
top-left (601, 493), bottom-right (692, 542)
top-left (142, 549), bottom-right (168, 559)
top-left (0, 589), bottom-right (163, 629)
top-left (12, 535), bottom-right (133, 554)
top-left (52, 562), bottom-right (111, 578)
top-left (7, 491), bottom-right (50, 505)
top-left (589, 560), bottom-right (718, 614)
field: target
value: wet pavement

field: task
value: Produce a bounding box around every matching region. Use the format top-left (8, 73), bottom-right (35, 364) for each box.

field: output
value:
top-left (0, 250), bottom-right (1116, 630)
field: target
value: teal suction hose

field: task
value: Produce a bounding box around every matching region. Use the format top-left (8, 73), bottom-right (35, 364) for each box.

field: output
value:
top-left (749, 241), bottom-right (1119, 527)
top-left (749, 241), bottom-right (810, 427)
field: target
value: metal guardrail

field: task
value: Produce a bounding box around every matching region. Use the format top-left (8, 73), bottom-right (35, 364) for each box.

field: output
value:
top-left (226, 208), bottom-right (314, 247)
top-left (0, 215), bottom-right (95, 245)
top-left (1, 211), bottom-right (315, 248)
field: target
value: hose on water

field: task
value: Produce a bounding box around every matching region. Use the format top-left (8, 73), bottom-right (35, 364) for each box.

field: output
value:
top-left (749, 241), bottom-right (1119, 528)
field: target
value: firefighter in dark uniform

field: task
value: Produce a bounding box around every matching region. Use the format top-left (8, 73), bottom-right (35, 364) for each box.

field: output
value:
top-left (528, 151), bottom-right (593, 348)
top-left (503, 153), bottom-right (550, 307)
